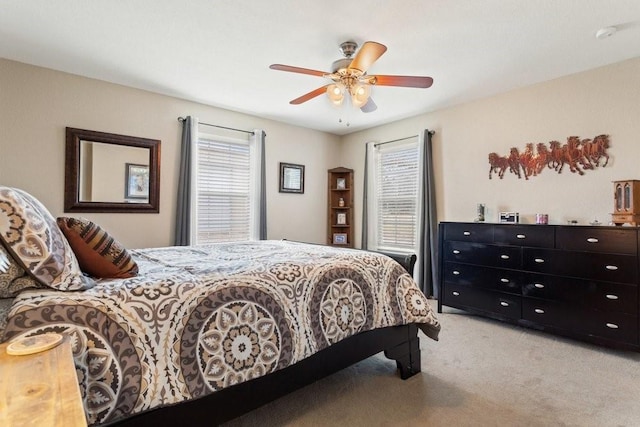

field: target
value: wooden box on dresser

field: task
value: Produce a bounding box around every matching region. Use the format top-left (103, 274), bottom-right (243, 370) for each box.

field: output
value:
top-left (437, 221), bottom-right (639, 350)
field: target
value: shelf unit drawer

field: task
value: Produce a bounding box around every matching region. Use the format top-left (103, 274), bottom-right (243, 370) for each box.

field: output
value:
top-left (523, 299), bottom-right (638, 344)
top-left (442, 283), bottom-right (521, 320)
top-left (522, 274), bottom-right (638, 314)
top-left (556, 227), bottom-right (637, 255)
top-left (443, 223), bottom-right (493, 243)
top-left (493, 225), bottom-right (555, 247)
top-left (444, 262), bottom-right (521, 294)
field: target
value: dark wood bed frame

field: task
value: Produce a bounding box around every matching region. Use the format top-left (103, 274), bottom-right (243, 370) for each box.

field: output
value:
top-left (108, 323), bottom-right (421, 426)
top-left (105, 251), bottom-right (421, 426)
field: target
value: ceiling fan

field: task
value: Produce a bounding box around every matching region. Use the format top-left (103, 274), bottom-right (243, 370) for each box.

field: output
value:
top-left (269, 41), bottom-right (433, 113)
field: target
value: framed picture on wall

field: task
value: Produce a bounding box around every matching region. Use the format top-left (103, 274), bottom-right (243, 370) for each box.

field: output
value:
top-left (125, 163), bottom-right (150, 200)
top-left (279, 162), bottom-right (305, 194)
top-left (333, 233), bottom-right (348, 245)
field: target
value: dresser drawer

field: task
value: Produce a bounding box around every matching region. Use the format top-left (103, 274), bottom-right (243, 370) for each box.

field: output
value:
top-left (444, 262), bottom-right (521, 294)
top-left (493, 225), bottom-right (554, 247)
top-left (523, 274), bottom-right (638, 314)
top-left (442, 283), bottom-right (521, 320)
top-left (556, 227), bottom-right (637, 255)
top-left (523, 299), bottom-right (638, 344)
top-left (523, 248), bottom-right (638, 284)
top-left (444, 241), bottom-right (521, 269)
top-left (443, 223), bottom-right (493, 243)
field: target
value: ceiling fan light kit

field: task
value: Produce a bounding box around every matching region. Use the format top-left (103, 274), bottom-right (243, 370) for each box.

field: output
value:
top-left (269, 40), bottom-right (433, 113)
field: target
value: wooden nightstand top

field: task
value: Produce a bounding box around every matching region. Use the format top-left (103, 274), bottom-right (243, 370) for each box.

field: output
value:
top-left (0, 336), bottom-right (86, 427)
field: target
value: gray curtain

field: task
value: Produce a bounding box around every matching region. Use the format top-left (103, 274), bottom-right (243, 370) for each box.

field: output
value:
top-left (418, 130), bottom-right (437, 297)
top-left (174, 116), bottom-right (194, 246)
top-left (361, 142), bottom-right (370, 250)
top-left (252, 129), bottom-right (268, 240)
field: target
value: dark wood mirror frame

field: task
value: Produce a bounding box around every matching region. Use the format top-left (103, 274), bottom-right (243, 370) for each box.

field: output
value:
top-left (64, 127), bottom-right (161, 213)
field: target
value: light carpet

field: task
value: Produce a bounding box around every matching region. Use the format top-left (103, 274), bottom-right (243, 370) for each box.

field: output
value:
top-left (223, 301), bottom-right (640, 427)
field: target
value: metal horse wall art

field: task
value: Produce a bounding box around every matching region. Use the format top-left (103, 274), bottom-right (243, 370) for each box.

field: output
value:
top-left (488, 134), bottom-right (610, 180)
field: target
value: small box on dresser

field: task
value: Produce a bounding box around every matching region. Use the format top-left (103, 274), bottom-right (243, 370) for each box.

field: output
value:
top-left (438, 221), bottom-right (640, 350)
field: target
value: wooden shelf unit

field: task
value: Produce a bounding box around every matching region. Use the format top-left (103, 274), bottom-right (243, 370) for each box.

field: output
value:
top-left (327, 167), bottom-right (354, 248)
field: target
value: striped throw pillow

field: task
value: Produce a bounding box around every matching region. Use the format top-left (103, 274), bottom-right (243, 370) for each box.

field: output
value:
top-left (57, 217), bottom-right (139, 279)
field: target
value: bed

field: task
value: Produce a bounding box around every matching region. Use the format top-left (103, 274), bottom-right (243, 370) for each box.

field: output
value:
top-left (0, 186), bottom-right (440, 426)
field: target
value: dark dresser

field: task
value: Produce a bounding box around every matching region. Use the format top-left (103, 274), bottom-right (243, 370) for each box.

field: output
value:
top-left (438, 221), bottom-right (639, 350)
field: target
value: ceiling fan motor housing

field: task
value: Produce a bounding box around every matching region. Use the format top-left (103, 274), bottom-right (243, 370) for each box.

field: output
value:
top-left (339, 41), bottom-right (358, 58)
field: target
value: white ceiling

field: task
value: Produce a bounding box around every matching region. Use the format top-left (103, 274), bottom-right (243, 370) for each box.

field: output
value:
top-left (1, 0), bottom-right (639, 136)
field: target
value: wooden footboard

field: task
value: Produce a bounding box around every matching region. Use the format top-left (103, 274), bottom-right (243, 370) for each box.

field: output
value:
top-left (106, 324), bottom-right (421, 426)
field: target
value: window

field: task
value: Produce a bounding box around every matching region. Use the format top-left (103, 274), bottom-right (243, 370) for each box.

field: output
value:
top-left (370, 138), bottom-right (420, 252)
top-left (194, 134), bottom-right (259, 244)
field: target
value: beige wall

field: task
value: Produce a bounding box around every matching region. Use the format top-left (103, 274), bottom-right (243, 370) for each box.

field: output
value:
top-left (0, 59), bottom-right (340, 248)
top-left (3, 57), bottom-right (639, 250)
top-left (341, 57), bottom-right (640, 248)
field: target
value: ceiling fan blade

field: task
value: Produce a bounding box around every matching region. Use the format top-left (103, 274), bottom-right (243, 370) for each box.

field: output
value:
top-left (269, 64), bottom-right (327, 77)
top-left (360, 97), bottom-right (377, 113)
top-left (348, 41), bottom-right (387, 74)
top-left (290, 85), bottom-right (329, 105)
top-left (371, 75), bottom-right (434, 88)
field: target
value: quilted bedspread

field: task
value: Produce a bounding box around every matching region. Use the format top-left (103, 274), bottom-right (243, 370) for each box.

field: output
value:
top-left (2, 240), bottom-right (440, 425)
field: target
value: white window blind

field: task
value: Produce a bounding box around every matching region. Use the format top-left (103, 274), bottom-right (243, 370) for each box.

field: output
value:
top-left (374, 140), bottom-right (419, 252)
top-left (196, 136), bottom-right (251, 244)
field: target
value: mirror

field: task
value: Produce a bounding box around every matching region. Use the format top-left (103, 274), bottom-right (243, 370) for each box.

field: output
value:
top-left (65, 127), bottom-right (161, 213)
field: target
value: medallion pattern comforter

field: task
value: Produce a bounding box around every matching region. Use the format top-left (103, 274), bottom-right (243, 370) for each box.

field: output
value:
top-left (2, 240), bottom-right (440, 425)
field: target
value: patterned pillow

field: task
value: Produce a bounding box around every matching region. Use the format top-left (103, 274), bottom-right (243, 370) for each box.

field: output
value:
top-left (57, 217), bottom-right (139, 278)
top-left (0, 244), bottom-right (45, 297)
top-left (0, 187), bottom-right (94, 291)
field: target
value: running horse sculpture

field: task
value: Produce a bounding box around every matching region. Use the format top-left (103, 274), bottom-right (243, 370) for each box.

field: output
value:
top-left (487, 134), bottom-right (610, 180)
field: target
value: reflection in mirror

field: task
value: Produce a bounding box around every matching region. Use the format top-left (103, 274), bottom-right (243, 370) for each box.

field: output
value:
top-left (65, 127), bottom-right (161, 213)
top-left (79, 141), bottom-right (150, 203)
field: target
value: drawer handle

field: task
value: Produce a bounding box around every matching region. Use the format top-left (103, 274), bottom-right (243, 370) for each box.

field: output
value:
top-left (606, 323), bottom-right (619, 329)
top-left (452, 270), bottom-right (460, 275)
top-left (500, 301), bottom-right (509, 307)
top-left (516, 234), bottom-right (526, 239)
top-left (586, 237), bottom-right (599, 243)
top-left (463, 231), bottom-right (471, 236)
top-left (534, 283), bottom-right (545, 289)
top-left (534, 308), bottom-right (545, 314)
top-left (500, 278), bottom-right (510, 283)
top-left (534, 258), bottom-right (545, 263)
top-left (605, 294), bottom-right (619, 300)
top-left (452, 291), bottom-right (460, 296)
top-left (605, 265), bottom-right (618, 271)
top-left (500, 254), bottom-right (510, 259)
top-left (452, 250), bottom-right (460, 254)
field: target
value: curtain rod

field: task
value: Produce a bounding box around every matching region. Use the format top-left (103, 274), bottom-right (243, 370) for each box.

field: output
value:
top-left (178, 117), bottom-right (255, 135)
top-left (374, 130), bottom-right (435, 147)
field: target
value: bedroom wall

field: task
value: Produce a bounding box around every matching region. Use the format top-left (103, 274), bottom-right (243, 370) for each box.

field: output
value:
top-left (341, 57), bottom-right (640, 248)
top-left (0, 58), bottom-right (341, 248)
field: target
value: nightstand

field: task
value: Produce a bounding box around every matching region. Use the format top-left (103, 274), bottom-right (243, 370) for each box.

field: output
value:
top-left (0, 336), bottom-right (86, 427)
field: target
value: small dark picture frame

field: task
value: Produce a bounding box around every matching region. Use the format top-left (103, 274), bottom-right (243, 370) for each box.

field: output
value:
top-left (125, 163), bottom-right (150, 200)
top-left (279, 162), bottom-right (305, 194)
